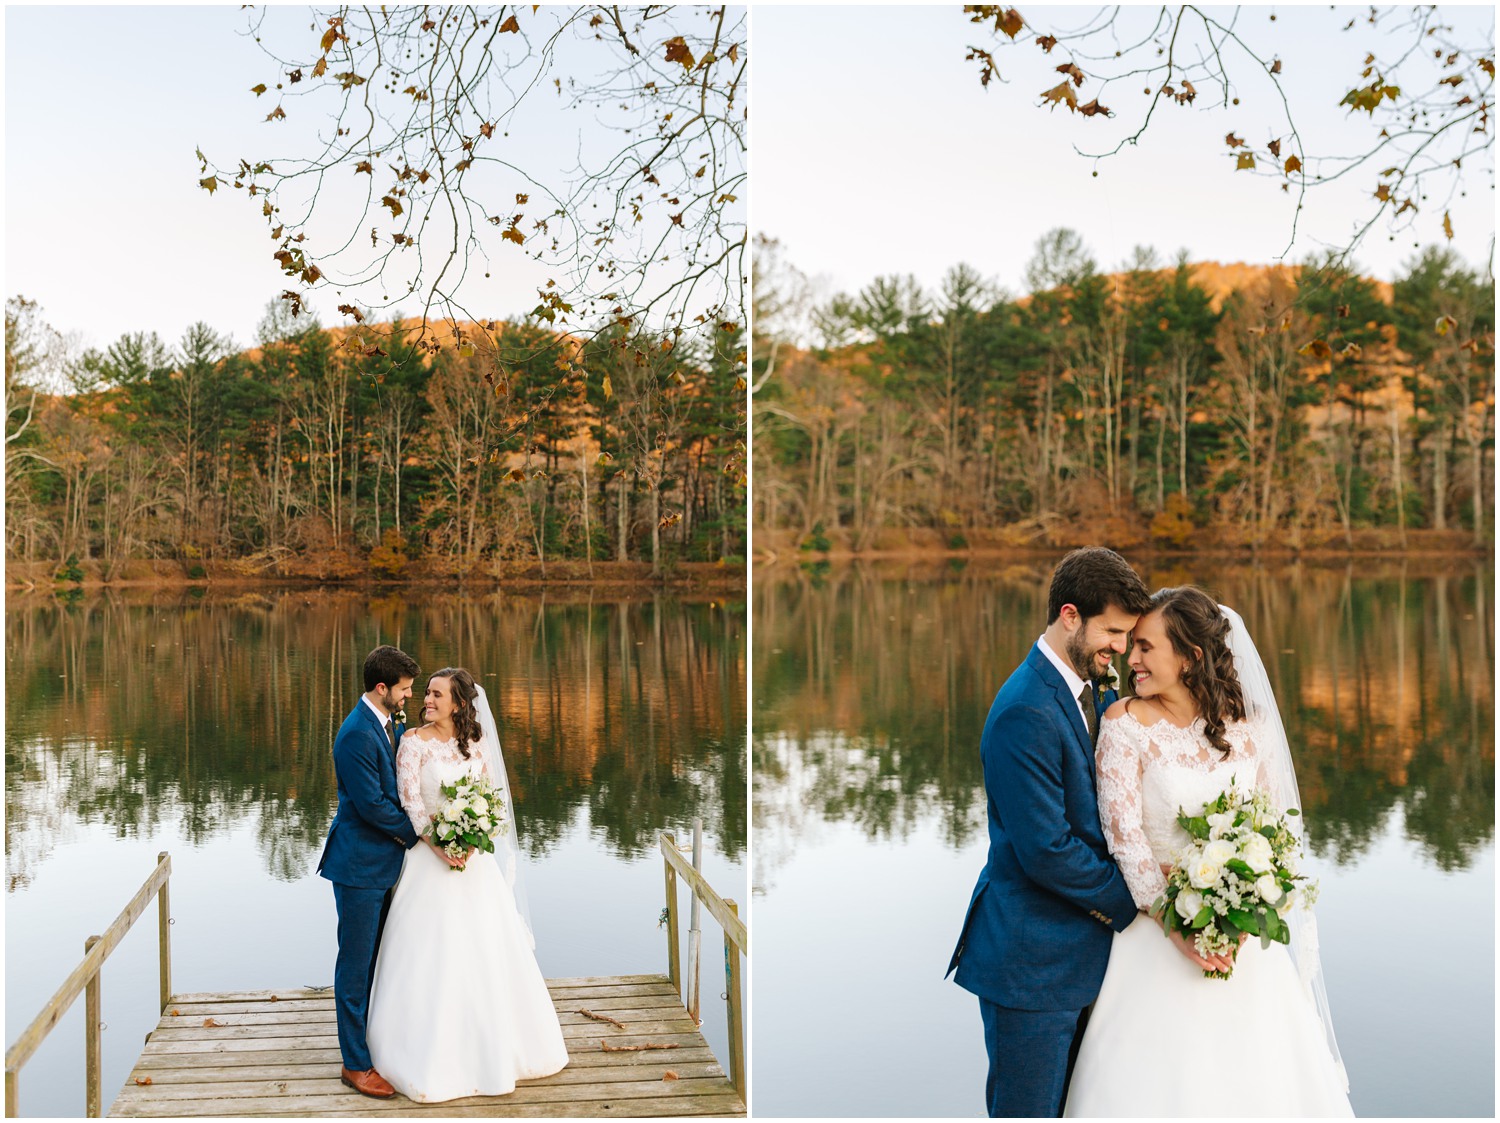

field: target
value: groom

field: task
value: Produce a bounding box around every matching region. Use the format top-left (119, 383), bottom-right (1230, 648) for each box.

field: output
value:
top-left (317, 644), bottom-right (423, 1099)
top-left (946, 547), bottom-right (1152, 1117)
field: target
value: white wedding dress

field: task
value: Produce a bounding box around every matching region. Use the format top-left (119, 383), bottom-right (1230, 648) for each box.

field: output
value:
top-left (366, 731), bottom-right (569, 1102)
top-left (1064, 710), bottom-right (1353, 1117)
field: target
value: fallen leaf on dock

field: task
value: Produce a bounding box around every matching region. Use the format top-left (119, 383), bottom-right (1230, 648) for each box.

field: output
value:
top-left (169, 1009), bottom-right (180, 1016)
top-left (202, 1018), bottom-right (223, 1027)
top-left (134, 1077), bottom-right (153, 1086)
top-left (662, 1071), bottom-right (680, 1081)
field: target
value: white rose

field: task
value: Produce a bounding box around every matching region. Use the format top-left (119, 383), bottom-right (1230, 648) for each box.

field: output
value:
top-left (1174, 889), bottom-right (1205, 923)
top-left (477, 815), bottom-right (493, 833)
top-left (1206, 812), bottom-right (1236, 839)
top-left (472, 796), bottom-right (490, 816)
top-left (1202, 839), bottom-right (1237, 867)
top-left (1255, 874), bottom-right (1282, 904)
top-left (1187, 856), bottom-right (1223, 889)
top-left (444, 805), bottom-right (461, 823)
top-left (1241, 833), bottom-right (1275, 874)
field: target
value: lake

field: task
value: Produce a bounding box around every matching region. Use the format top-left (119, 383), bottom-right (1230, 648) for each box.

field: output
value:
top-left (752, 556), bottom-right (1494, 1118)
top-left (5, 585), bottom-right (746, 1118)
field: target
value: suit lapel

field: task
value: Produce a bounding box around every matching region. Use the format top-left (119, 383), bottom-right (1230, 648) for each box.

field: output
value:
top-left (361, 702), bottom-right (396, 764)
top-left (1026, 645), bottom-right (1097, 777)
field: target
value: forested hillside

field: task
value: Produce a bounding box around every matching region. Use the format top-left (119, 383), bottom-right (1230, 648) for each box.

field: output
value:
top-left (6, 302), bottom-right (746, 581)
top-left (753, 238), bottom-right (1493, 554)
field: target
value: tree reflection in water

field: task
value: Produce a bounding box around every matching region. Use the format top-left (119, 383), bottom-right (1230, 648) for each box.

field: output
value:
top-left (753, 558), bottom-right (1493, 890)
top-left (6, 588), bottom-right (745, 891)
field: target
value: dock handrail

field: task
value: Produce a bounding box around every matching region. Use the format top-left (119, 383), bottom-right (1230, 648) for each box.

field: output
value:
top-left (4, 851), bottom-right (173, 1118)
top-left (659, 831), bottom-right (745, 1104)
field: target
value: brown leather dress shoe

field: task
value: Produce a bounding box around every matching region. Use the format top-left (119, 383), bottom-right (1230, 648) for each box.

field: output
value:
top-left (340, 1066), bottom-right (397, 1098)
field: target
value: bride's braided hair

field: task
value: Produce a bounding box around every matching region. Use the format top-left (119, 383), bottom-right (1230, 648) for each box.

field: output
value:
top-left (1150, 586), bottom-right (1246, 755)
top-left (428, 667), bottom-right (482, 759)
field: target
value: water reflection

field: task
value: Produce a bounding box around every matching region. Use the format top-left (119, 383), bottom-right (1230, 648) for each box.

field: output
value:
top-left (753, 558), bottom-right (1494, 889)
top-left (7, 587), bottom-right (746, 891)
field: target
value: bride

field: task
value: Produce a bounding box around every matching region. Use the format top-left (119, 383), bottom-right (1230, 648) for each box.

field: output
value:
top-left (366, 667), bottom-right (569, 1102)
top-left (1065, 586), bottom-right (1352, 1117)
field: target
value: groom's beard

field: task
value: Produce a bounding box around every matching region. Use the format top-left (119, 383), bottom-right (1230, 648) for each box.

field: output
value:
top-left (1066, 627), bottom-right (1107, 682)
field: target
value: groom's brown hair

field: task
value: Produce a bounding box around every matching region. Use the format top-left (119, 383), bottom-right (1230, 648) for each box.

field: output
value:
top-left (363, 645), bottom-right (420, 692)
top-left (1046, 547), bottom-right (1151, 623)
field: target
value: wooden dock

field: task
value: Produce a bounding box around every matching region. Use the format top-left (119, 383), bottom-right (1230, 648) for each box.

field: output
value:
top-left (106, 975), bottom-right (744, 1118)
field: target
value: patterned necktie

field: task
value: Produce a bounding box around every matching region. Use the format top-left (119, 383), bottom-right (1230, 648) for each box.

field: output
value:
top-left (1079, 683), bottom-right (1099, 745)
top-left (385, 718), bottom-right (397, 754)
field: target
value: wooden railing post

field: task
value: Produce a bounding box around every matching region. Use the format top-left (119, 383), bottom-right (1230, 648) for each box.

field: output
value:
top-left (723, 899), bottom-right (744, 1104)
top-left (662, 832), bottom-right (681, 991)
top-left (84, 936), bottom-right (101, 1118)
top-left (6, 1066), bottom-right (17, 1117)
top-left (687, 819), bottom-right (703, 1024)
top-left (157, 851), bottom-right (172, 1013)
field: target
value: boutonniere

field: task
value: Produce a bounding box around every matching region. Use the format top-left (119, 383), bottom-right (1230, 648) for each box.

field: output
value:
top-left (393, 709), bottom-right (408, 725)
top-left (1096, 663), bottom-right (1122, 696)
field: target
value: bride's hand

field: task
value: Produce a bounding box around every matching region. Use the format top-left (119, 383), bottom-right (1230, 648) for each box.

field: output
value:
top-left (426, 836), bottom-right (469, 869)
top-left (1165, 926), bottom-right (1236, 973)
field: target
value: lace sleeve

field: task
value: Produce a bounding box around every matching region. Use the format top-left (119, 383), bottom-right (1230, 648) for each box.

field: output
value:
top-left (1095, 715), bottom-right (1166, 910)
top-left (396, 733), bottom-right (431, 837)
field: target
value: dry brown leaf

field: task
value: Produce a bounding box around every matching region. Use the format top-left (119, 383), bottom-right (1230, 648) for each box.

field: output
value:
top-left (1056, 61), bottom-right (1085, 87)
top-left (1041, 80), bottom-right (1078, 110)
top-left (664, 36), bottom-right (696, 70)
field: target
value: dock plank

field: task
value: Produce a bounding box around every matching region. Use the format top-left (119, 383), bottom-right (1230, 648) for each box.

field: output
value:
top-left (108, 977), bottom-right (741, 1118)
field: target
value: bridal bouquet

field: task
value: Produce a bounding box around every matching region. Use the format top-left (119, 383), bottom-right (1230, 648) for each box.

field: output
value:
top-left (431, 775), bottom-right (509, 871)
top-left (1154, 784), bottom-right (1316, 979)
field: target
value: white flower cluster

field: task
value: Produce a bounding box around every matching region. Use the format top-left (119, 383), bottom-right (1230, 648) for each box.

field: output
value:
top-left (432, 775), bottom-right (510, 869)
top-left (1155, 782), bottom-right (1315, 978)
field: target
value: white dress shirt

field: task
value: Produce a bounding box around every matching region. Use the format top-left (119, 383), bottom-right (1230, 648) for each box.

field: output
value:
top-left (362, 694), bottom-right (397, 744)
top-left (1037, 633), bottom-right (1091, 731)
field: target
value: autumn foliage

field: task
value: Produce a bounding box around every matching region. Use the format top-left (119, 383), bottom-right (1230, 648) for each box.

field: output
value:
top-left (5, 301), bottom-right (746, 580)
top-left (753, 240), bottom-right (1493, 554)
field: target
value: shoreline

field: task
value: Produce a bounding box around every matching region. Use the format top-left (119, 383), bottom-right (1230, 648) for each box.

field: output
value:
top-left (5, 558), bottom-right (746, 596)
top-left (751, 526), bottom-right (1493, 566)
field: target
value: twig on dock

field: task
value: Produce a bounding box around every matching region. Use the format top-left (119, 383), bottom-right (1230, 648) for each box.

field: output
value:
top-left (577, 1008), bottom-right (627, 1030)
top-left (600, 1040), bottom-right (681, 1052)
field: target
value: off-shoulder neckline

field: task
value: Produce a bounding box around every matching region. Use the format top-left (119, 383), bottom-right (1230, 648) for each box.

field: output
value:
top-left (400, 728), bottom-right (461, 748)
top-left (1102, 707), bottom-right (1205, 734)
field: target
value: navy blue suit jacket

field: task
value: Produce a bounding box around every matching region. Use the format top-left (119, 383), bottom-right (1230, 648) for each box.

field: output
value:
top-left (947, 643), bottom-right (1138, 1011)
top-left (317, 701), bottom-right (420, 888)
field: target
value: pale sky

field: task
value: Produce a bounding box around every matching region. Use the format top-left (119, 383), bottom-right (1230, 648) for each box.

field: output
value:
top-left (752, 4), bottom-right (1496, 311)
top-left (5, 5), bottom-right (745, 358)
